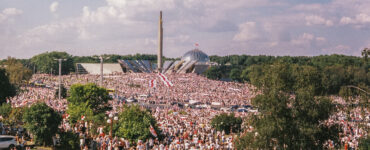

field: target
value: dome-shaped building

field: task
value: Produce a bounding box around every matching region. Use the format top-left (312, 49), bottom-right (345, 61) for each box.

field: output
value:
top-left (181, 49), bottom-right (210, 63)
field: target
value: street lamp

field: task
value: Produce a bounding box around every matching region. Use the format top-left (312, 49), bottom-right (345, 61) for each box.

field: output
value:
top-left (107, 113), bottom-right (118, 137)
top-left (54, 58), bottom-right (67, 100)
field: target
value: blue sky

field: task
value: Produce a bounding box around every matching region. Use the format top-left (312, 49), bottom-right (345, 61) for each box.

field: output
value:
top-left (0, 0), bottom-right (369, 59)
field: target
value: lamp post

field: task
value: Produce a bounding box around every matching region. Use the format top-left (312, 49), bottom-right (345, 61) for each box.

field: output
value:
top-left (107, 113), bottom-right (118, 137)
top-left (94, 56), bottom-right (110, 87)
top-left (54, 59), bottom-right (67, 100)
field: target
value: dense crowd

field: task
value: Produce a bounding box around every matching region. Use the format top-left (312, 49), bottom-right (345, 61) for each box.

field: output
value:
top-left (3, 73), bottom-right (369, 149)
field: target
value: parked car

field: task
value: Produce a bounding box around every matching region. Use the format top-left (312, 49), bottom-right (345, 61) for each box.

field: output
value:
top-left (242, 105), bottom-right (253, 109)
top-left (125, 98), bottom-right (137, 103)
top-left (0, 135), bottom-right (17, 149)
top-left (220, 107), bottom-right (231, 112)
top-left (237, 108), bottom-right (248, 112)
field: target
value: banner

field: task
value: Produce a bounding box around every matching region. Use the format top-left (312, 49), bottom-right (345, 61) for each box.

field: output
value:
top-left (157, 73), bottom-right (173, 87)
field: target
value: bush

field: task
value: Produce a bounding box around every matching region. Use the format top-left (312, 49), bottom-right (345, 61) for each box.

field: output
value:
top-left (23, 103), bottom-right (61, 146)
top-left (358, 135), bottom-right (370, 150)
top-left (0, 103), bottom-right (11, 120)
top-left (211, 113), bottom-right (242, 134)
top-left (55, 84), bottom-right (67, 99)
top-left (57, 131), bottom-right (79, 150)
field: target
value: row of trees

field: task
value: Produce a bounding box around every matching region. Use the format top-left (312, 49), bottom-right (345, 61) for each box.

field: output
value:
top-left (5, 51), bottom-right (172, 75)
top-left (210, 49), bottom-right (368, 68)
top-left (205, 49), bottom-right (369, 96)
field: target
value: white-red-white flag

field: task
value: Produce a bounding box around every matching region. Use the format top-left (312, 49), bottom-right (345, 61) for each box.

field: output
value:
top-left (81, 115), bottom-right (85, 120)
top-left (157, 73), bottom-right (173, 87)
top-left (150, 125), bottom-right (158, 137)
top-left (149, 79), bottom-right (156, 88)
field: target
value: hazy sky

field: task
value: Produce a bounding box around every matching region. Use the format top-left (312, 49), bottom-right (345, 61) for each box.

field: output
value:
top-left (0, 0), bottom-right (369, 59)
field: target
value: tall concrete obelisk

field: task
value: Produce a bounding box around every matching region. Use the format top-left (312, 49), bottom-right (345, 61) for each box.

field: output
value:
top-left (157, 11), bottom-right (163, 72)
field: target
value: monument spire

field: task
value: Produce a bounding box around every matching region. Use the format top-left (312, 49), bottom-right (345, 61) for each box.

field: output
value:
top-left (157, 11), bottom-right (163, 72)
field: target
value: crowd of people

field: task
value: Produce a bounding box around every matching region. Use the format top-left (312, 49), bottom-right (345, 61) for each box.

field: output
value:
top-left (328, 96), bottom-right (369, 149)
top-left (2, 73), bottom-right (369, 149)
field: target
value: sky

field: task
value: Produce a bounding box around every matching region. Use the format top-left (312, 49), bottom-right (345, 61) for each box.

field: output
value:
top-left (0, 0), bottom-right (370, 59)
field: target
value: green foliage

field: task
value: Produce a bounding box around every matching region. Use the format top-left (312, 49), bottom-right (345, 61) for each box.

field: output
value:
top-left (203, 66), bottom-right (229, 80)
top-left (57, 131), bottom-right (80, 150)
top-left (67, 83), bottom-right (112, 115)
top-left (0, 103), bottom-right (12, 120)
top-left (116, 105), bottom-right (161, 142)
top-left (8, 107), bottom-right (26, 125)
top-left (30, 51), bottom-right (74, 75)
top-left (55, 84), bottom-right (67, 99)
top-left (237, 63), bottom-right (341, 149)
top-left (358, 135), bottom-right (370, 150)
top-left (229, 68), bottom-right (242, 82)
top-left (211, 113), bottom-right (242, 134)
top-left (66, 102), bottom-right (94, 124)
top-left (208, 54), bottom-right (369, 95)
top-left (0, 69), bottom-right (16, 104)
top-left (22, 103), bottom-right (62, 146)
top-left (246, 62), bottom-right (369, 95)
top-left (73, 54), bottom-right (160, 64)
top-left (3, 57), bottom-right (32, 85)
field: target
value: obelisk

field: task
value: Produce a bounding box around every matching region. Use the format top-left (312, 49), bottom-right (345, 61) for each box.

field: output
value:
top-left (157, 11), bottom-right (163, 72)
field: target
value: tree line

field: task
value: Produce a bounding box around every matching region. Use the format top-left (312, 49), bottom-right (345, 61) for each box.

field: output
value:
top-left (205, 48), bottom-right (370, 96)
top-left (0, 51), bottom-right (174, 75)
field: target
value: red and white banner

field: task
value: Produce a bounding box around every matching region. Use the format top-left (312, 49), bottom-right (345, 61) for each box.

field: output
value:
top-left (150, 125), bottom-right (158, 137)
top-left (81, 115), bottom-right (85, 120)
top-left (149, 79), bottom-right (156, 88)
top-left (157, 73), bottom-right (173, 87)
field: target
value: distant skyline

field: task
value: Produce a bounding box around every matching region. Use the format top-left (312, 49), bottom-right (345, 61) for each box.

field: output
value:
top-left (0, 0), bottom-right (369, 59)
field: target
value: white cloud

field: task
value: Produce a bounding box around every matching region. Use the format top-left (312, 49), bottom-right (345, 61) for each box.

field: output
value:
top-left (3, 8), bottom-right (23, 16)
top-left (50, 2), bottom-right (59, 13)
top-left (0, 8), bottom-right (23, 23)
top-left (305, 15), bottom-right (333, 26)
top-left (340, 13), bottom-right (370, 26)
top-left (1, 0), bottom-right (368, 58)
top-left (290, 33), bottom-right (327, 49)
top-left (233, 22), bottom-right (261, 41)
top-left (292, 4), bottom-right (323, 12)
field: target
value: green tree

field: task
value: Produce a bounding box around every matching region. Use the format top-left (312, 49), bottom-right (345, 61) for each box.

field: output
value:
top-left (67, 83), bottom-right (112, 115)
top-left (229, 68), bottom-right (242, 82)
top-left (204, 66), bottom-right (225, 80)
top-left (0, 69), bottom-right (16, 104)
top-left (7, 107), bottom-right (26, 125)
top-left (58, 131), bottom-right (80, 150)
top-left (3, 57), bottom-right (32, 85)
top-left (211, 113), bottom-right (242, 134)
top-left (361, 48), bottom-right (369, 63)
top-left (55, 84), bottom-right (67, 99)
top-left (358, 135), bottom-right (370, 150)
top-left (0, 103), bottom-right (12, 121)
top-left (116, 105), bottom-right (161, 142)
top-left (22, 103), bottom-right (61, 146)
top-left (66, 101), bottom-right (94, 124)
top-left (30, 51), bottom-right (74, 75)
top-left (235, 63), bottom-right (341, 149)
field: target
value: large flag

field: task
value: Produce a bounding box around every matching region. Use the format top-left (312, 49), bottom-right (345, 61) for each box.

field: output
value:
top-left (149, 79), bottom-right (156, 88)
top-left (157, 73), bottom-right (173, 87)
top-left (149, 125), bottom-right (158, 137)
